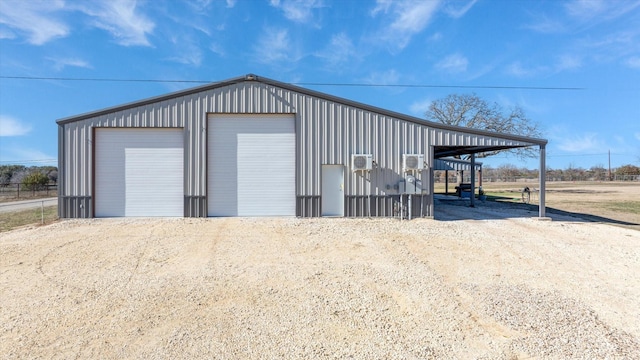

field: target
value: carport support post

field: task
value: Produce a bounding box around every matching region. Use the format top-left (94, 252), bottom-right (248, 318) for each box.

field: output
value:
top-left (539, 145), bottom-right (546, 218)
top-left (470, 153), bottom-right (476, 208)
top-left (445, 170), bottom-right (449, 195)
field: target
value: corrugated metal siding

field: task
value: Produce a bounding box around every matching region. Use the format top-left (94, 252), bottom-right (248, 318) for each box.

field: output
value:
top-left (434, 158), bottom-right (483, 171)
top-left (59, 81), bottom-right (535, 218)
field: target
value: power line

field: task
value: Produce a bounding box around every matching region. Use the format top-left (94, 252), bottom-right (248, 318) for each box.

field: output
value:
top-left (0, 75), bottom-right (586, 91)
top-left (1, 75), bottom-right (208, 84)
top-left (444, 152), bottom-right (630, 160)
top-left (296, 82), bottom-right (585, 91)
top-left (547, 152), bottom-right (629, 158)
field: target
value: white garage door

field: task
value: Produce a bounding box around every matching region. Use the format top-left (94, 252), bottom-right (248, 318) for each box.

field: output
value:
top-left (208, 114), bottom-right (295, 216)
top-left (95, 128), bottom-right (184, 217)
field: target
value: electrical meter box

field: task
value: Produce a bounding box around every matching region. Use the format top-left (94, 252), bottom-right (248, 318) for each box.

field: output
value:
top-left (399, 175), bottom-right (423, 194)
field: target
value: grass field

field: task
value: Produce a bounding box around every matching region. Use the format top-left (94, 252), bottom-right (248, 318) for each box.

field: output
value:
top-left (0, 206), bottom-right (58, 232)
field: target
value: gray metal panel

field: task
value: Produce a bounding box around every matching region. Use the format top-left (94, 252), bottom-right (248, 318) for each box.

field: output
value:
top-left (59, 196), bottom-right (92, 218)
top-left (58, 78), bottom-right (539, 218)
top-left (185, 196), bottom-right (206, 217)
top-left (294, 97), bottom-right (432, 199)
top-left (57, 74), bottom-right (548, 148)
top-left (57, 125), bottom-right (65, 217)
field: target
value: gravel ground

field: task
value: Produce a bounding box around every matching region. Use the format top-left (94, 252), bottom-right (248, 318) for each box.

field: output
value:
top-left (1, 201), bottom-right (639, 359)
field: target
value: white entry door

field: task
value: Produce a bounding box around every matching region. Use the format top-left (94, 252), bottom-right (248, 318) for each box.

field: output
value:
top-left (321, 165), bottom-right (344, 216)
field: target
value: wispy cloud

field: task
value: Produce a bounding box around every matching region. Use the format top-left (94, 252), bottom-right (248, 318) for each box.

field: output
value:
top-left (442, 0), bottom-right (477, 19)
top-left (521, 0), bottom-right (640, 81)
top-left (0, 28), bottom-right (16, 40)
top-left (0, 0), bottom-right (69, 45)
top-left (166, 36), bottom-right (202, 66)
top-left (578, 30), bottom-right (640, 65)
top-left (269, 0), bottom-right (324, 25)
top-left (0, 115), bottom-right (32, 137)
top-left (167, 49), bottom-right (202, 67)
top-left (428, 32), bottom-right (443, 42)
top-left (77, 0), bottom-right (155, 47)
top-left (527, 1), bottom-right (640, 34)
top-left (635, 132), bottom-right (640, 141)
top-left (253, 27), bottom-right (301, 65)
top-left (210, 42), bottom-right (225, 57)
top-left (564, 0), bottom-right (607, 20)
top-left (564, 0), bottom-right (640, 22)
top-left (363, 69), bottom-right (400, 85)
top-left (555, 54), bottom-right (582, 71)
top-left (525, 7), bottom-right (640, 73)
top-left (435, 53), bottom-right (468, 73)
top-left (0, 144), bottom-right (56, 165)
top-left (409, 98), bottom-right (432, 117)
top-left (506, 61), bottom-right (546, 77)
top-left (315, 32), bottom-right (358, 67)
top-left (185, 0), bottom-right (211, 11)
top-left (556, 133), bottom-right (603, 152)
top-left (506, 54), bottom-right (582, 78)
top-left (46, 57), bottom-right (93, 71)
top-left (370, 0), bottom-right (441, 51)
top-left (525, 15), bottom-right (565, 34)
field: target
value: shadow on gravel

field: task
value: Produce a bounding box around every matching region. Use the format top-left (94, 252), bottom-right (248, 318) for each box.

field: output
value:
top-left (544, 207), bottom-right (639, 228)
top-left (434, 197), bottom-right (538, 222)
top-left (434, 196), bottom-right (639, 229)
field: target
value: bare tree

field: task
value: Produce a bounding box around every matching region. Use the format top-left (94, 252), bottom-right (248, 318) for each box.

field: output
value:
top-left (425, 93), bottom-right (543, 159)
top-left (589, 165), bottom-right (607, 181)
top-left (497, 164), bottom-right (521, 182)
top-left (616, 164), bottom-right (640, 175)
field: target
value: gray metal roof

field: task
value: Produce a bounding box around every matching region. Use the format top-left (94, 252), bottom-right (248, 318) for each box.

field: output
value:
top-left (434, 158), bottom-right (483, 171)
top-left (57, 73), bottom-right (548, 151)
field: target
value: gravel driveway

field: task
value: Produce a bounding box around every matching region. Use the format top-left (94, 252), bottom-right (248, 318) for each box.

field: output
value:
top-left (1, 202), bottom-right (639, 359)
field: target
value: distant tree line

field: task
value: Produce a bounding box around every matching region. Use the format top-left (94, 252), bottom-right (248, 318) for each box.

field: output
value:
top-left (0, 165), bottom-right (58, 191)
top-left (437, 163), bottom-right (640, 183)
top-left (488, 164), bottom-right (640, 182)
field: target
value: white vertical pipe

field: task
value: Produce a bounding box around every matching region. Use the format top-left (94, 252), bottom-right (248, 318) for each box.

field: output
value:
top-left (539, 145), bottom-right (546, 218)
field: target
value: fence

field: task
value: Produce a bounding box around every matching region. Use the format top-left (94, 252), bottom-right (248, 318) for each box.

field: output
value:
top-left (613, 174), bottom-right (640, 181)
top-left (434, 173), bottom-right (640, 183)
top-left (0, 183), bottom-right (58, 201)
top-left (434, 175), bottom-right (540, 184)
top-left (0, 198), bottom-right (59, 231)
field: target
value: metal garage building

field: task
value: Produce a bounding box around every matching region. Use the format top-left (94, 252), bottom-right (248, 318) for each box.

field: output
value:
top-left (57, 74), bottom-right (547, 219)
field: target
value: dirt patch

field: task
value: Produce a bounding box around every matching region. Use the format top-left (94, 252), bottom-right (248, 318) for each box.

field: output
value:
top-left (1, 204), bottom-right (639, 359)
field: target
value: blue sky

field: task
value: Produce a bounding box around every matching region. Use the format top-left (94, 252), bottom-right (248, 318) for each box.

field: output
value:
top-left (1, 0), bottom-right (639, 170)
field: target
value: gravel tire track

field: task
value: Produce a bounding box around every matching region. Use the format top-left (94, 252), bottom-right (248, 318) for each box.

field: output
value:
top-left (1, 211), bottom-right (638, 359)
